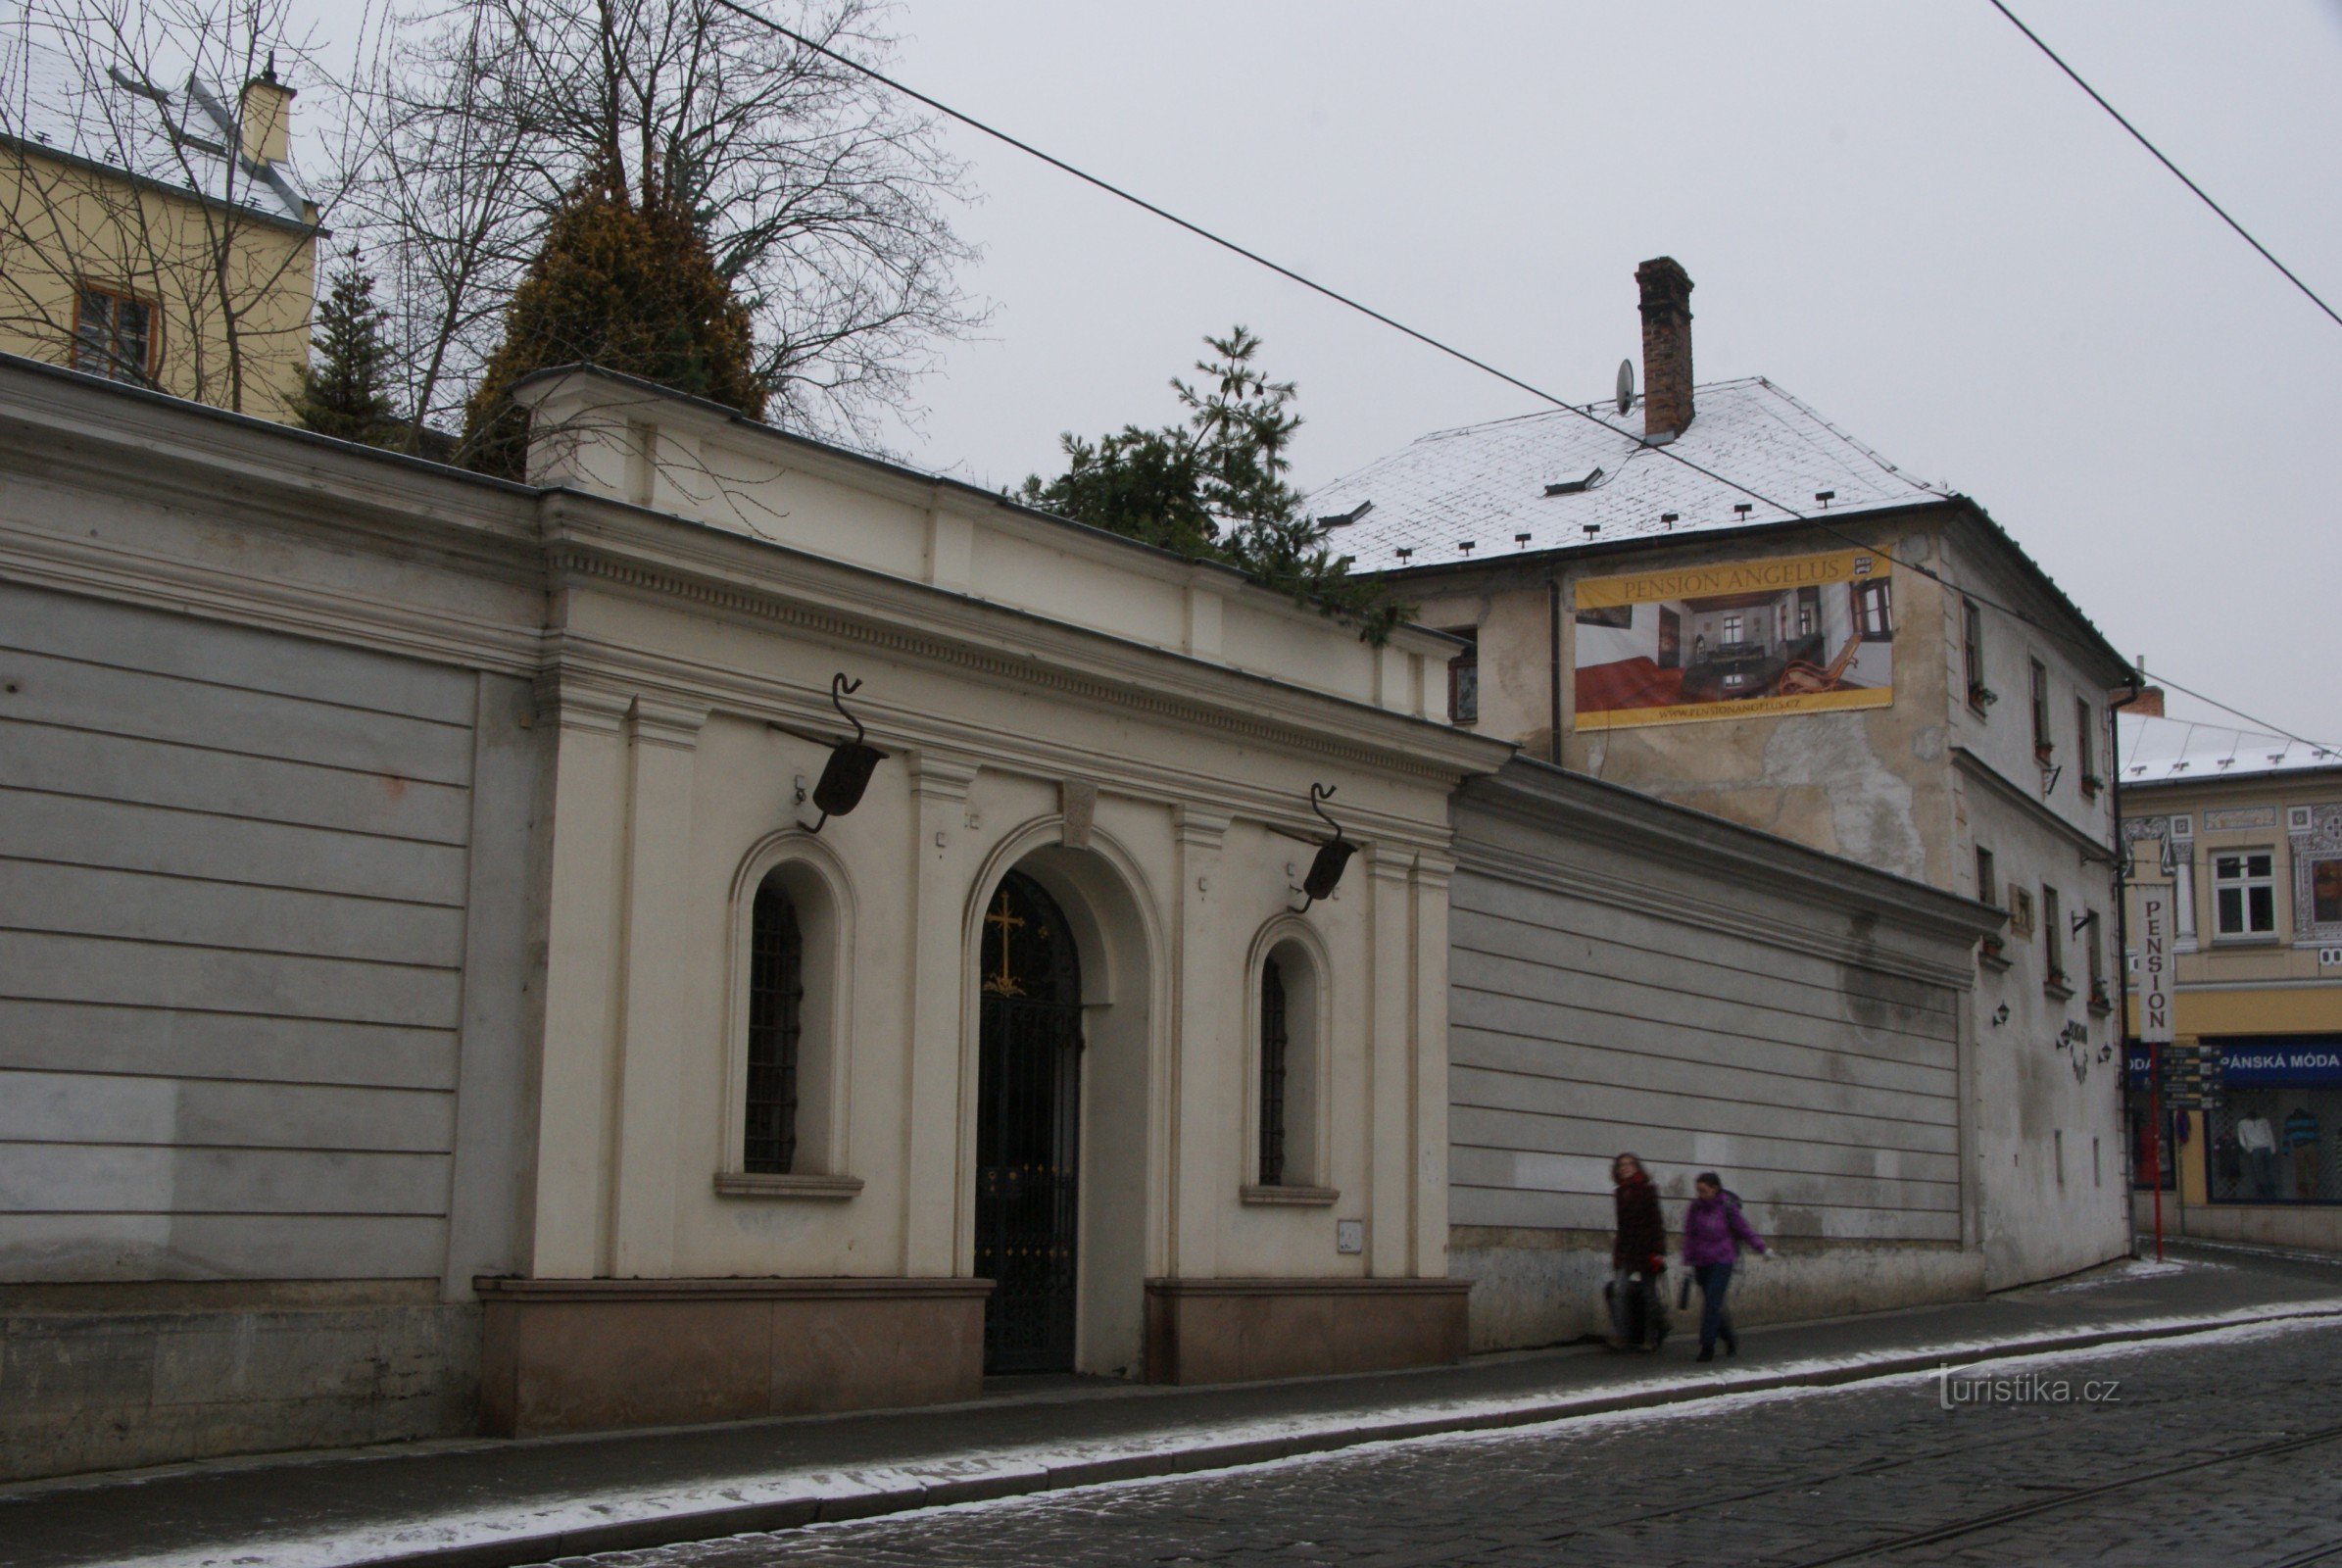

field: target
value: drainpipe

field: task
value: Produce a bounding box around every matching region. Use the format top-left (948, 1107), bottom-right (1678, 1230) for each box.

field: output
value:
top-left (1547, 573), bottom-right (1563, 765)
top-left (2108, 670), bottom-right (2156, 1259)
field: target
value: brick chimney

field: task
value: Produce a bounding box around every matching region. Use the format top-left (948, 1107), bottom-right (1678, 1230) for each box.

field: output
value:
top-left (1635, 256), bottom-right (1694, 439)
top-left (237, 59), bottom-right (294, 167)
top-left (2120, 685), bottom-right (2166, 717)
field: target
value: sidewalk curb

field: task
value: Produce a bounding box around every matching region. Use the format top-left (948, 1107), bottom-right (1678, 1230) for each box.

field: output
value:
top-left (345, 1302), bottom-right (2342, 1568)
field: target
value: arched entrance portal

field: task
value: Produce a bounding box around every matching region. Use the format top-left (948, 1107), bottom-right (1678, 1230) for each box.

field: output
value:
top-left (975, 869), bottom-right (1084, 1373)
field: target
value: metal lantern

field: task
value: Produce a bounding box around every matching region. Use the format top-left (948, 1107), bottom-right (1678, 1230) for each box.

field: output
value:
top-left (775, 673), bottom-right (887, 834)
top-left (1292, 783), bottom-right (1353, 911)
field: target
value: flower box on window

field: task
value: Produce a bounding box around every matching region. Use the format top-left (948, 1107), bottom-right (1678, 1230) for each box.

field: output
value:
top-left (2088, 979), bottom-right (2113, 1014)
top-left (2079, 773), bottom-right (2104, 798)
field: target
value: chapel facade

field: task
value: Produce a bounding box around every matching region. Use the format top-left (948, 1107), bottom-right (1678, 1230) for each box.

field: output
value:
top-left (0, 354), bottom-right (1500, 1472)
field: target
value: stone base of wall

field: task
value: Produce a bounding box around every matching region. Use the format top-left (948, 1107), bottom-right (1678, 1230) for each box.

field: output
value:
top-left (476, 1276), bottom-right (992, 1438)
top-left (1142, 1277), bottom-right (1470, 1385)
top-left (2129, 1193), bottom-right (2342, 1255)
top-left (1450, 1227), bottom-right (1987, 1352)
top-left (0, 1283), bottom-right (476, 1483)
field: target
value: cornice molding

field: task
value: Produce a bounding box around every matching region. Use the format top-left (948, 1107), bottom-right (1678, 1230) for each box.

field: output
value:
top-left (1950, 746), bottom-right (2120, 865)
top-left (541, 527), bottom-right (1505, 789)
top-left (1457, 762), bottom-right (1998, 981)
top-left (1450, 833), bottom-right (1979, 993)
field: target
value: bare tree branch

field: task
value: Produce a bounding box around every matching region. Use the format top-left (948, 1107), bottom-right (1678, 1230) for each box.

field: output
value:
top-left (336, 0), bottom-right (984, 452)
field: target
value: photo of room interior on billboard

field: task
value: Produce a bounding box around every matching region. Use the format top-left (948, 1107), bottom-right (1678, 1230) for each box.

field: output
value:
top-left (1573, 549), bottom-right (1895, 730)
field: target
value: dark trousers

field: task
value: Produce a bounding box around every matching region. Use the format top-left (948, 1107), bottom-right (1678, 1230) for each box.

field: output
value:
top-left (1694, 1261), bottom-right (1736, 1352)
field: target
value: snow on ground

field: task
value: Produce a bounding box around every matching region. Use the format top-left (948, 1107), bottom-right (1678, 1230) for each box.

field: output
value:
top-left (104, 1301), bottom-right (2342, 1568)
top-left (2041, 1256), bottom-right (2221, 1292)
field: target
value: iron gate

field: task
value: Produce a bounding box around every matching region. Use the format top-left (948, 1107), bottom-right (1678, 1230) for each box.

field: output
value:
top-left (975, 871), bottom-right (1084, 1374)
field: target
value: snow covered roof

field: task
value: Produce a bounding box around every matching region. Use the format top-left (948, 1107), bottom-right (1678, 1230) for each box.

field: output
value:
top-left (0, 23), bottom-right (312, 226)
top-left (1306, 376), bottom-right (1948, 572)
top-left (2119, 711), bottom-right (2342, 787)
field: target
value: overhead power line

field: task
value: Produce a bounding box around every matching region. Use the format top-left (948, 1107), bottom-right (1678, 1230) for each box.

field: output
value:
top-left (716, 0), bottom-right (2325, 745)
top-left (1986, 0), bottom-right (2342, 332)
top-left (2129, 669), bottom-right (2339, 758)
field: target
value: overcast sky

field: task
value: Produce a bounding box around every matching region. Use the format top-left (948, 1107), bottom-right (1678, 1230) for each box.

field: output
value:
top-left (305, 0), bottom-right (2342, 743)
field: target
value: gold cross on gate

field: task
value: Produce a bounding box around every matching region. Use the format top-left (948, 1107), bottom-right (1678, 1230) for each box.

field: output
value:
top-left (983, 887), bottom-right (1025, 997)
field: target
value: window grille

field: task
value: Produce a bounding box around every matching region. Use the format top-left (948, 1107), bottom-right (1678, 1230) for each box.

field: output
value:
top-left (1259, 956), bottom-right (1290, 1186)
top-left (745, 880), bottom-right (805, 1173)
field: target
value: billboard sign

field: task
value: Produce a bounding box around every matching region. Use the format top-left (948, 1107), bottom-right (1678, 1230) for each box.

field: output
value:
top-left (1574, 548), bottom-right (1895, 731)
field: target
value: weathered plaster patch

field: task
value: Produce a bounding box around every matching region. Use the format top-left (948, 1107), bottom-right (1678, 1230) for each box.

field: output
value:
top-left (1764, 716), bottom-right (1925, 879)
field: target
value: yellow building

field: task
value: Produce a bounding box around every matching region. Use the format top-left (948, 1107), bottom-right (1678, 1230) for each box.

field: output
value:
top-left (0, 28), bottom-right (317, 421)
top-left (2121, 693), bottom-right (2342, 1252)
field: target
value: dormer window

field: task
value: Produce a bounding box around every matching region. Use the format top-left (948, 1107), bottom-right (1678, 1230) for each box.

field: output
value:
top-left (1541, 467), bottom-right (1604, 497)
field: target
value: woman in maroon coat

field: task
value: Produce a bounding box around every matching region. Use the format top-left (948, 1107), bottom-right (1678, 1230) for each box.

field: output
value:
top-left (1608, 1152), bottom-right (1668, 1348)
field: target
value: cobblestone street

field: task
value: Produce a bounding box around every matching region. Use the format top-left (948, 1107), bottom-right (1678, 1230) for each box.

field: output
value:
top-left (569, 1317), bottom-right (2342, 1568)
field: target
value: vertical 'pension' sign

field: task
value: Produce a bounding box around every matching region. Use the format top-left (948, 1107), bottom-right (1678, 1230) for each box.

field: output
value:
top-left (2137, 884), bottom-right (2174, 1045)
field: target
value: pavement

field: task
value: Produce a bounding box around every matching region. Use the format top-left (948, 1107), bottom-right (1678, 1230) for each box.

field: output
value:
top-left (7, 1239), bottom-right (2342, 1568)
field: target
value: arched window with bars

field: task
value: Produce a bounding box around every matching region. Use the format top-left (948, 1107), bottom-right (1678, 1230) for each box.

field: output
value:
top-left (721, 843), bottom-right (854, 1194)
top-left (1245, 930), bottom-right (1327, 1198)
top-left (1259, 954), bottom-right (1291, 1186)
top-left (744, 875), bottom-right (805, 1173)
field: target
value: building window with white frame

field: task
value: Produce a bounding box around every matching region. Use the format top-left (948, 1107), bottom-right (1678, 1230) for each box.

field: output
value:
top-left (2213, 850), bottom-right (2279, 939)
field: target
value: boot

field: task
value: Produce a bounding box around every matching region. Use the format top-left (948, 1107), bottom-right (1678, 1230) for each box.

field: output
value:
top-left (1723, 1328), bottom-right (1738, 1357)
top-left (1696, 1347), bottom-right (1715, 1363)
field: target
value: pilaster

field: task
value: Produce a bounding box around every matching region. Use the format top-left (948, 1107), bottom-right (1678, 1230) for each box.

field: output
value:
top-left (1409, 852), bottom-right (1455, 1276)
top-left (1365, 842), bottom-right (1415, 1277)
top-left (904, 752), bottom-right (980, 1276)
top-left (1167, 805), bottom-right (1232, 1279)
top-left (608, 696), bottom-right (708, 1278)
top-left (527, 677), bottom-right (632, 1278)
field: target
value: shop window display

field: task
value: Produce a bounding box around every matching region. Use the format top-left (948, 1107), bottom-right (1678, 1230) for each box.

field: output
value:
top-left (2205, 1036), bottom-right (2342, 1204)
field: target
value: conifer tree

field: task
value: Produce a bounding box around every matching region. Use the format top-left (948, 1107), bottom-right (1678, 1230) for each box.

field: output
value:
top-left (462, 168), bottom-right (764, 477)
top-left (1022, 327), bottom-right (1409, 644)
top-left (295, 261), bottom-right (403, 448)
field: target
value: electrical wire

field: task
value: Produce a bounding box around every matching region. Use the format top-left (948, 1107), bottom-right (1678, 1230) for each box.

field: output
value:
top-left (1986, 0), bottom-right (2342, 332)
top-left (2125, 668), bottom-right (2339, 758)
top-left (715, 0), bottom-right (2324, 742)
top-left (702, 0), bottom-right (2010, 608)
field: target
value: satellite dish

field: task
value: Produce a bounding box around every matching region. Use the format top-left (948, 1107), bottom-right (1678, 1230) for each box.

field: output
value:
top-left (1615, 358), bottom-right (1635, 416)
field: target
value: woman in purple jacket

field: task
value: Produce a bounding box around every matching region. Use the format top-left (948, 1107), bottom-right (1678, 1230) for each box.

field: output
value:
top-left (1682, 1171), bottom-right (1767, 1362)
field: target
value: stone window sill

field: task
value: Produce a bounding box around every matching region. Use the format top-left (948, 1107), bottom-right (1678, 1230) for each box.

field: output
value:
top-left (713, 1172), bottom-right (864, 1200)
top-left (2209, 933), bottom-right (2282, 948)
top-left (2043, 979), bottom-right (2074, 1003)
top-left (1977, 944), bottom-right (2012, 973)
top-left (1240, 1184), bottom-right (1340, 1207)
